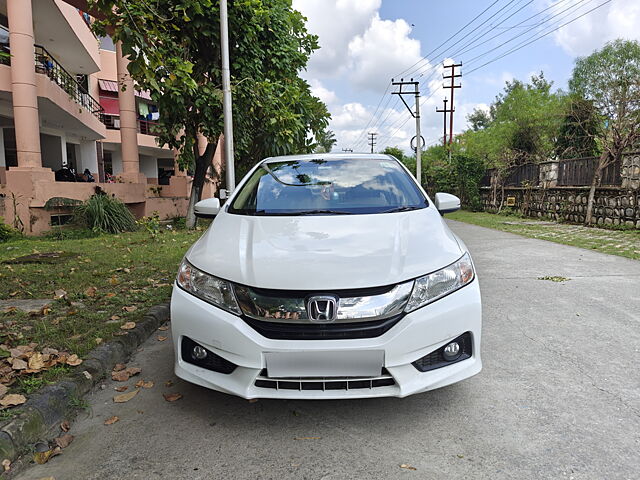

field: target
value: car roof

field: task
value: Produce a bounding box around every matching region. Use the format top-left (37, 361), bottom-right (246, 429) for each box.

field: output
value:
top-left (260, 153), bottom-right (396, 164)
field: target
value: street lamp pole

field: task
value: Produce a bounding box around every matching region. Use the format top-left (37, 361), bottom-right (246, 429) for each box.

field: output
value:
top-left (220, 0), bottom-right (235, 192)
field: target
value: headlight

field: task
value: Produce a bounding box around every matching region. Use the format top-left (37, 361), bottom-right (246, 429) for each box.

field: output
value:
top-left (405, 253), bottom-right (475, 312)
top-left (176, 259), bottom-right (241, 315)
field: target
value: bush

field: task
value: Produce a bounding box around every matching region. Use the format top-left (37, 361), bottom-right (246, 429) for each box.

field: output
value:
top-left (137, 211), bottom-right (161, 238)
top-left (0, 217), bottom-right (19, 242)
top-left (74, 194), bottom-right (137, 234)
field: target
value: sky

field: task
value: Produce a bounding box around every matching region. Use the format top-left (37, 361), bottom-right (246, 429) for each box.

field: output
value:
top-left (290, 0), bottom-right (640, 153)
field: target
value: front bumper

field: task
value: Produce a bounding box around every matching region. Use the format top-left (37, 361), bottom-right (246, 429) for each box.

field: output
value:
top-left (170, 281), bottom-right (482, 399)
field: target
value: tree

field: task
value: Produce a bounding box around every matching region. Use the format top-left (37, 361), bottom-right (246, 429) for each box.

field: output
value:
top-left (314, 130), bottom-right (337, 153)
top-left (554, 95), bottom-right (601, 159)
top-left (466, 108), bottom-right (491, 131)
top-left (569, 39), bottom-right (640, 224)
top-left (90, 0), bottom-right (331, 227)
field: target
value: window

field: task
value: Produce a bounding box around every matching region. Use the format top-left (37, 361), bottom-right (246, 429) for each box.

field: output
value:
top-left (229, 157), bottom-right (427, 216)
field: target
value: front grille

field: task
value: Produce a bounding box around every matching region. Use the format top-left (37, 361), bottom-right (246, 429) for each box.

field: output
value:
top-left (412, 332), bottom-right (472, 372)
top-left (254, 368), bottom-right (396, 391)
top-left (242, 314), bottom-right (403, 340)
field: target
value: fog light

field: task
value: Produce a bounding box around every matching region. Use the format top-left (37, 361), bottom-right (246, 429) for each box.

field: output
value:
top-left (192, 345), bottom-right (208, 360)
top-left (443, 342), bottom-right (461, 361)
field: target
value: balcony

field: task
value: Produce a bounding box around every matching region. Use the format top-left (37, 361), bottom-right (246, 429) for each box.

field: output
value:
top-left (102, 113), bottom-right (161, 136)
top-left (34, 44), bottom-right (103, 119)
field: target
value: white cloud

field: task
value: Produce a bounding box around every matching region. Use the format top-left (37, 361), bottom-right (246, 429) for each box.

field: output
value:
top-left (348, 15), bottom-right (423, 91)
top-left (308, 79), bottom-right (338, 106)
top-left (550, 0), bottom-right (640, 56)
top-left (292, 0), bottom-right (381, 77)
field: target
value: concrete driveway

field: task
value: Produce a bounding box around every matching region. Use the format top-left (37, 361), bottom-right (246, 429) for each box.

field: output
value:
top-left (15, 221), bottom-right (640, 480)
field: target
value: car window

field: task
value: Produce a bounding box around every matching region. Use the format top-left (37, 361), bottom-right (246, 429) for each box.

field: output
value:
top-left (228, 157), bottom-right (427, 215)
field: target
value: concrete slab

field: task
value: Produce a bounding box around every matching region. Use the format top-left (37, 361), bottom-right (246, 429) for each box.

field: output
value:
top-left (13, 220), bottom-right (640, 480)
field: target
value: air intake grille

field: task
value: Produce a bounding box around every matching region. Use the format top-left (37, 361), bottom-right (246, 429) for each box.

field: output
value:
top-left (254, 369), bottom-right (395, 391)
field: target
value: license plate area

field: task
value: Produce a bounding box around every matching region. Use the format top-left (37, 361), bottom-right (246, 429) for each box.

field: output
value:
top-left (264, 350), bottom-right (384, 378)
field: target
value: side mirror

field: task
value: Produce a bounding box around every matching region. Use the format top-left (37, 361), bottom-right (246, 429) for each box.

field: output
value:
top-left (434, 192), bottom-right (460, 215)
top-left (194, 197), bottom-right (221, 218)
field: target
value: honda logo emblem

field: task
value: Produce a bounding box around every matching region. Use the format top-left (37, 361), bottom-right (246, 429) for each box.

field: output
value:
top-left (306, 295), bottom-right (338, 323)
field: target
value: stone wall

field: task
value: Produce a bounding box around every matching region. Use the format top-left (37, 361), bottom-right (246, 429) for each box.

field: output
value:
top-left (622, 152), bottom-right (640, 190)
top-left (480, 186), bottom-right (640, 228)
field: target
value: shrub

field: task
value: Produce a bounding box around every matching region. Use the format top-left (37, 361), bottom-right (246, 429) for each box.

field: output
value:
top-left (137, 211), bottom-right (161, 238)
top-left (0, 217), bottom-right (19, 242)
top-left (74, 194), bottom-right (137, 234)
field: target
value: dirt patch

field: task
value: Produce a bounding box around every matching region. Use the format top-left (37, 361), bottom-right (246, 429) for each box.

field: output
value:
top-left (1, 252), bottom-right (79, 265)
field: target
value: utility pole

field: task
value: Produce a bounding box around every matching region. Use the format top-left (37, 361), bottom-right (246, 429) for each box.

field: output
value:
top-left (391, 78), bottom-right (422, 184)
top-left (342, 148), bottom-right (353, 153)
top-left (443, 62), bottom-right (462, 145)
top-left (435, 98), bottom-right (454, 148)
top-left (220, 0), bottom-right (235, 192)
top-left (368, 132), bottom-right (377, 153)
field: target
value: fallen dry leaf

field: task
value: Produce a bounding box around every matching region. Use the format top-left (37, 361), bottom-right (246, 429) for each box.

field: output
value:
top-left (114, 386), bottom-right (128, 392)
top-left (104, 416), bottom-right (119, 425)
top-left (82, 371), bottom-right (92, 380)
top-left (113, 363), bottom-right (126, 372)
top-left (400, 464), bottom-right (417, 471)
top-left (158, 325), bottom-right (169, 331)
top-left (111, 370), bottom-right (130, 382)
top-left (113, 389), bottom-right (139, 403)
top-left (109, 315), bottom-right (121, 322)
top-left (54, 433), bottom-right (74, 449)
top-left (163, 393), bottom-right (182, 402)
top-left (157, 336), bottom-right (168, 342)
top-left (0, 394), bottom-right (27, 407)
top-left (53, 289), bottom-right (67, 299)
top-left (120, 322), bottom-right (136, 330)
top-left (33, 447), bottom-right (61, 465)
top-left (60, 420), bottom-right (70, 432)
top-left (122, 306), bottom-right (137, 313)
top-left (66, 354), bottom-right (82, 366)
top-left (84, 286), bottom-right (98, 297)
top-left (105, 293), bottom-right (116, 298)
top-left (41, 306), bottom-right (52, 316)
top-left (37, 477), bottom-right (56, 480)
top-left (10, 358), bottom-right (27, 370)
top-left (42, 347), bottom-right (59, 355)
top-left (125, 367), bottom-right (141, 377)
top-left (108, 276), bottom-right (119, 286)
top-left (95, 337), bottom-right (103, 345)
top-left (1, 459), bottom-right (9, 471)
top-left (164, 380), bottom-right (173, 387)
top-left (28, 352), bottom-right (45, 370)
top-left (135, 380), bottom-right (154, 389)
top-left (0, 385), bottom-right (8, 397)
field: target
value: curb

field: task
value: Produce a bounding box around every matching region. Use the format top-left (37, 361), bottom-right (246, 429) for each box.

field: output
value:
top-left (0, 303), bottom-right (170, 463)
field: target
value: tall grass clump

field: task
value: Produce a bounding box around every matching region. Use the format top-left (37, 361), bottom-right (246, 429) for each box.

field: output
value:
top-left (74, 194), bottom-right (137, 234)
top-left (0, 217), bottom-right (20, 242)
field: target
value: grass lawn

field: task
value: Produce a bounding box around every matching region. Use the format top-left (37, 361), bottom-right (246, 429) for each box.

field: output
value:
top-left (0, 227), bottom-right (204, 398)
top-left (447, 210), bottom-right (640, 260)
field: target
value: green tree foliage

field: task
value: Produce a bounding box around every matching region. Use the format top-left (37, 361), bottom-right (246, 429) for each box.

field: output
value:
top-left (314, 130), bottom-right (337, 153)
top-left (466, 108), bottom-right (491, 131)
top-left (554, 95), bottom-right (601, 159)
top-left (90, 0), bottom-right (331, 225)
top-left (569, 39), bottom-right (640, 164)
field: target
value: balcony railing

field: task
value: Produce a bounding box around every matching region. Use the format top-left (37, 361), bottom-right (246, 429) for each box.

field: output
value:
top-left (34, 44), bottom-right (104, 119)
top-left (102, 113), bottom-right (161, 137)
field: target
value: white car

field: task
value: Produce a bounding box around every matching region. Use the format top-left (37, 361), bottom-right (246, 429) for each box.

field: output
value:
top-left (171, 153), bottom-right (481, 399)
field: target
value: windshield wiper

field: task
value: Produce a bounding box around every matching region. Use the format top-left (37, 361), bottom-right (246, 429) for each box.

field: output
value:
top-left (295, 210), bottom-right (352, 215)
top-left (381, 206), bottom-right (422, 213)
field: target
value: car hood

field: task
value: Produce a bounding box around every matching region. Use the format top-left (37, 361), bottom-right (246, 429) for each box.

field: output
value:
top-left (186, 208), bottom-right (463, 290)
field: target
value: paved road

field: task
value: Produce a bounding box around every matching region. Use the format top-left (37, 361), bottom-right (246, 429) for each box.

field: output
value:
top-left (15, 221), bottom-right (640, 480)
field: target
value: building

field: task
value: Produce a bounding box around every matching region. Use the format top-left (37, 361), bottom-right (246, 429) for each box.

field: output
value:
top-left (0, 0), bottom-right (212, 235)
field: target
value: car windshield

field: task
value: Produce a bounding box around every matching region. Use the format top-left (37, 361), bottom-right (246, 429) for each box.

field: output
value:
top-left (228, 157), bottom-right (427, 216)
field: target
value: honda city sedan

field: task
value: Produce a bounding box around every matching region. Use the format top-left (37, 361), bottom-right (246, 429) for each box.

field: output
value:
top-left (171, 153), bottom-right (482, 399)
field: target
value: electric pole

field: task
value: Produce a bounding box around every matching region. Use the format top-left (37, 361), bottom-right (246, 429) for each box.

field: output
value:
top-left (368, 132), bottom-right (377, 153)
top-left (443, 62), bottom-right (462, 145)
top-left (435, 98), bottom-right (454, 148)
top-left (391, 78), bottom-right (422, 184)
top-left (220, 0), bottom-right (235, 191)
